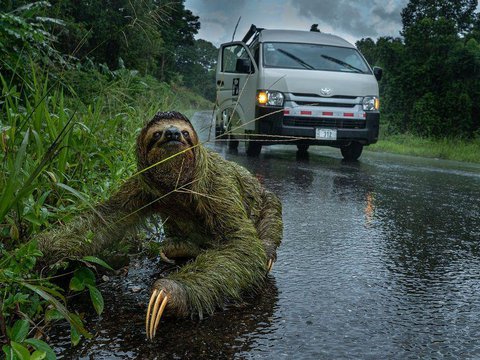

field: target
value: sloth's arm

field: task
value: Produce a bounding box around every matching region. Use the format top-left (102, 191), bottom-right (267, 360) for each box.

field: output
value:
top-left (37, 178), bottom-right (153, 264)
top-left (145, 183), bottom-right (268, 338)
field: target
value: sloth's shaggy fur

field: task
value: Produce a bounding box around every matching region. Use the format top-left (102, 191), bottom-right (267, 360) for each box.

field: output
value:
top-left (38, 111), bottom-right (283, 318)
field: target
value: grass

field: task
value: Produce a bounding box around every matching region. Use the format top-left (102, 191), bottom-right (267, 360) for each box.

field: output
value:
top-left (369, 133), bottom-right (480, 164)
top-left (0, 65), bottom-right (213, 355)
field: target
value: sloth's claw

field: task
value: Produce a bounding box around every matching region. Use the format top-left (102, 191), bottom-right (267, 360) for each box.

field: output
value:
top-left (146, 289), bottom-right (169, 340)
top-left (267, 259), bottom-right (274, 273)
top-left (160, 251), bottom-right (175, 264)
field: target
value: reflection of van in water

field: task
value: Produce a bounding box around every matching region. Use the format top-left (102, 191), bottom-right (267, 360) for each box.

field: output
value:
top-left (215, 25), bottom-right (382, 160)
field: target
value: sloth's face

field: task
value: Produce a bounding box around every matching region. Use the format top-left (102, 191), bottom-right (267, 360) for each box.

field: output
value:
top-left (137, 118), bottom-right (199, 188)
top-left (143, 119), bottom-right (198, 161)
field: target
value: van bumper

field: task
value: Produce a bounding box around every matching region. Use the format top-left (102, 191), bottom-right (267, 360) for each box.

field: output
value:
top-left (252, 106), bottom-right (379, 146)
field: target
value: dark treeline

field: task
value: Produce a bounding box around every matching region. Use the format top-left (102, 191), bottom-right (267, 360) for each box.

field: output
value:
top-left (357, 0), bottom-right (480, 138)
top-left (0, 0), bottom-right (218, 101)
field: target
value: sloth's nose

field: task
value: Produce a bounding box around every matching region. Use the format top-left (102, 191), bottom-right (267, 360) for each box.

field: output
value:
top-left (165, 127), bottom-right (181, 141)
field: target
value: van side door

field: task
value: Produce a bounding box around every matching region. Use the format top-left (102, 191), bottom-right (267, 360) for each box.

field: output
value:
top-left (216, 41), bottom-right (258, 133)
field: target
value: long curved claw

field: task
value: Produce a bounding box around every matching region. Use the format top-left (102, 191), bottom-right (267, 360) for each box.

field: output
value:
top-left (146, 289), bottom-right (169, 340)
top-left (267, 259), bottom-right (274, 273)
top-left (146, 289), bottom-right (158, 337)
top-left (160, 251), bottom-right (175, 264)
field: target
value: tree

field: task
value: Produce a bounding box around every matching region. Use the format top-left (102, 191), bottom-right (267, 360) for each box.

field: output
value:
top-left (176, 39), bottom-right (218, 101)
top-left (155, 1), bottom-right (200, 81)
top-left (401, 0), bottom-right (478, 34)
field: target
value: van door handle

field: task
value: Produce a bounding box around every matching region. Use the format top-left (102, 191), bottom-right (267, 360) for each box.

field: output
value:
top-left (217, 80), bottom-right (224, 86)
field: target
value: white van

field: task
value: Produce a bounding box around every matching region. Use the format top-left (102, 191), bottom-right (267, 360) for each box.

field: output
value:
top-left (215, 25), bottom-right (382, 160)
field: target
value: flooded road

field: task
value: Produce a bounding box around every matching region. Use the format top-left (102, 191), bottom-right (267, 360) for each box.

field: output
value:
top-left (54, 111), bottom-right (480, 359)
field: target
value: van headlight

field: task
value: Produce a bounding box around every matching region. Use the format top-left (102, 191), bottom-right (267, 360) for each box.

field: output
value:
top-left (363, 96), bottom-right (380, 111)
top-left (257, 90), bottom-right (284, 106)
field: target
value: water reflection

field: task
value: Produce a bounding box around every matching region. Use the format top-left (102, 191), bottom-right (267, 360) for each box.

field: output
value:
top-left (54, 258), bottom-right (279, 359)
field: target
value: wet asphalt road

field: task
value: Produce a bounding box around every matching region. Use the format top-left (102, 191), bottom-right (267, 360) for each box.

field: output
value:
top-left (53, 111), bottom-right (480, 359)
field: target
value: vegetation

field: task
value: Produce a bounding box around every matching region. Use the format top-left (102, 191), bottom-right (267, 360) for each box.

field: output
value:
top-left (1, 0), bottom-right (479, 357)
top-left (357, 0), bottom-right (480, 154)
top-left (369, 134), bottom-right (480, 163)
top-left (0, 1), bottom-right (213, 358)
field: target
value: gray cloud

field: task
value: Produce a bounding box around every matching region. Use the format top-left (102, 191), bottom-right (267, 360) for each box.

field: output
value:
top-left (185, 0), bottom-right (409, 46)
top-left (291, 0), bottom-right (407, 38)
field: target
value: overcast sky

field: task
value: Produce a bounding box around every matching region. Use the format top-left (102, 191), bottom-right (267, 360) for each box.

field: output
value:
top-left (184, 0), bottom-right (412, 46)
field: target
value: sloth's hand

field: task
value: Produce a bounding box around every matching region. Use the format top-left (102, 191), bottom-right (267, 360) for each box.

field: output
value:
top-left (145, 279), bottom-right (187, 340)
top-left (145, 287), bottom-right (169, 340)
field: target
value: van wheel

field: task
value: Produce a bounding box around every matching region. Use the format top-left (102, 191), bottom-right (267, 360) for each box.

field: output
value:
top-left (297, 144), bottom-right (309, 153)
top-left (341, 142), bottom-right (363, 161)
top-left (246, 141), bottom-right (262, 156)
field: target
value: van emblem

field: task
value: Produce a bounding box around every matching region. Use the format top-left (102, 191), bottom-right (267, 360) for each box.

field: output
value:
top-left (320, 88), bottom-right (332, 96)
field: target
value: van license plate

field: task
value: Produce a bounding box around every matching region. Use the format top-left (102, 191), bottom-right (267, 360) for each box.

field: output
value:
top-left (316, 128), bottom-right (337, 140)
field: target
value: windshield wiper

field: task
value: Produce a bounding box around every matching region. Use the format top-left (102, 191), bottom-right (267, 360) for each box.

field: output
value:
top-left (321, 55), bottom-right (364, 73)
top-left (277, 49), bottom-right (315, 70)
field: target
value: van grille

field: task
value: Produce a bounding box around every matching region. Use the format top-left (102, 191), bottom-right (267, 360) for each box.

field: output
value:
top-left (283, 117), bottom-right (366, 129)
top-left (291, 93), bottom-right (358, 100)
top-left (294, 101), bottom-right (356, 108)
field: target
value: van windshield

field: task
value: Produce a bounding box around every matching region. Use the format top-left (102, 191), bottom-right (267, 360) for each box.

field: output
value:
top-left (263, 42), bottom-right (371, 74)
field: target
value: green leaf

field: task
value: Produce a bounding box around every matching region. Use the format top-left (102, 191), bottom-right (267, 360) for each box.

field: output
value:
top-left (74, 267), bottom-right (96, 286)
top-left (87, 284), bottom-right (104, 315)
top-left (70, 266), bottom-right (96, 292)
top-left (0, 129), bottom-right (29, 221)
top-left (10, 341), bottom-right (31, 360)
top-left (8, 320), bottom-right (30, 342)
top-left (69, 276), bottom-right (85, 292)
top-left (70, 325), bottom-right (80, 346)
top-left (31, 350), bottom-right (46, 360)
top-left (44, 308), bottom-right (64, 322)
top-left (24, 339), bottom-right (55, 360)
top-left (2, 345), bottom-right (13, 360)
top-left (82, 256), bottom-right (113, 271)
top-left (56, 183), bottom-right (105, 222)
top-left (21, 282), bottom-right (92, 339)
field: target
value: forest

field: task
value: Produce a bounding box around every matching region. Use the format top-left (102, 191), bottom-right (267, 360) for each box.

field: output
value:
top-left (357, 0), bottom-right (480, 148)
top-left (0, 0), bottom-right (479, 358)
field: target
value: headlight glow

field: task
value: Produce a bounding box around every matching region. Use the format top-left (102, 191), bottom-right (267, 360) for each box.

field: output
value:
top-left (257, 91), bottom-right (268, 105)
top-left (257, 90), bottom-right (284, 106)
top-left (363, 96), bottom-right (379, 111)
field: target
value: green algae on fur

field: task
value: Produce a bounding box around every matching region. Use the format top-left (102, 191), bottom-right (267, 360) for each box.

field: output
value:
top-left (37, 111), bottom-right (283, 322)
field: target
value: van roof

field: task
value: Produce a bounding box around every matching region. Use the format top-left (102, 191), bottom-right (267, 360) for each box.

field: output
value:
top-left (257, 30), bottom-right (355, 48)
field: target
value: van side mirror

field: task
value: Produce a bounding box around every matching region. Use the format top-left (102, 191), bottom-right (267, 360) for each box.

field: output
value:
top-left (236, 58), bottom-right (252, 73)
top-left (373, 66), bottom-right (383, 81)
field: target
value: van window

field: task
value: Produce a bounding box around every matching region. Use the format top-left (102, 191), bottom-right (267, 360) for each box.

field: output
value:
top-left (263, 42), bottom-right (371, 74)
top-left (222, 44), bottom-right (250, 73)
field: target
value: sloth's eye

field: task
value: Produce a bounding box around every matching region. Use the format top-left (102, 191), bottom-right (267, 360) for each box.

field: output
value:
top-left (153, 131), bottom-right (162, 140)
top-left (181, 130), bottom-right (190, 138)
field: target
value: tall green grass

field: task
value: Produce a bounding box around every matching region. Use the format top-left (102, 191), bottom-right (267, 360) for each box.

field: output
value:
top-left (0, 65), bottom-right (212, 355)
top-left (369, 133), bottom-right (480, 163)
top-left (0, 68), bottom-right (211, 247)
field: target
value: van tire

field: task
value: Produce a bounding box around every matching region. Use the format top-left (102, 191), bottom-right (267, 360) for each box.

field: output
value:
top-left (246, 141), bottom-right (262, 156)
top-left (341, 142), bottom-right (363, 161)
top-left (297, 144), bottom-right (309, 153)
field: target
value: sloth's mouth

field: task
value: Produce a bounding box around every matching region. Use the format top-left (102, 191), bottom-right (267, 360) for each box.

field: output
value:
top-left (161, 139), bottom-right (185, 146)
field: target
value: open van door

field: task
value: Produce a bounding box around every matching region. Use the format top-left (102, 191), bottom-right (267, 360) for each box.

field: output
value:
top-left (216, 42), bottom-right (258, 140)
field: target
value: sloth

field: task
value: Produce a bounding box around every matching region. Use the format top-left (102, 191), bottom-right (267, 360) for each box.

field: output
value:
top-left (38, 111), bottom-right (283, 340)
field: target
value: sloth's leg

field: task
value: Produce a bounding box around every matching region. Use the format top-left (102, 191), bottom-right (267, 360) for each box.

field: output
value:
top-left (158, 239), bottom-right (202, 264)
